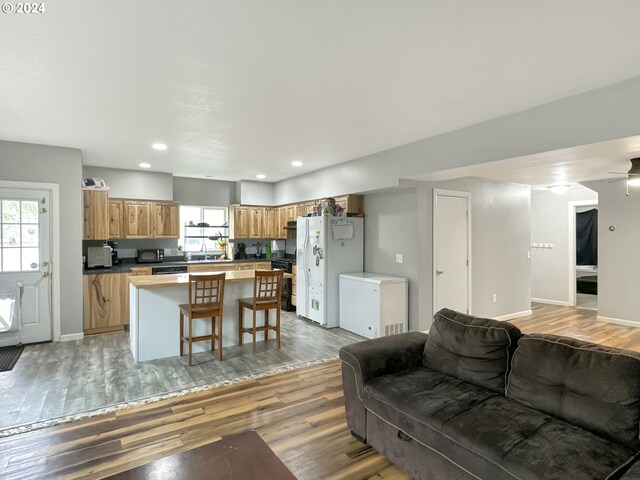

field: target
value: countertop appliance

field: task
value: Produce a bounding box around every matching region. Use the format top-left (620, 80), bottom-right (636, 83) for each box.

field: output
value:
top-left (136, 248), bottom-right (164, 264)
top-left (151, 265), bottom-right (187, 275)
top-left (271, 258), bottom-right (295, 312)
top-left (339, 273), bottom-right (408, 339)
top-left (296, 216), bottom-right (363, 327)
top-left (87, 245), bottom-right (112, 269)
top-left (107, 241), bottom-right (121, 265)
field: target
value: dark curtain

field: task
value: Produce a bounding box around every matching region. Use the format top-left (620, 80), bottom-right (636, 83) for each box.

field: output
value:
top-left (576, 209), bottom-right (598, 266)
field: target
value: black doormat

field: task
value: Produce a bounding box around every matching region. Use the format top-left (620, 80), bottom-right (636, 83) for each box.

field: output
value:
top-left (0, 344), bottom-right (24, 372)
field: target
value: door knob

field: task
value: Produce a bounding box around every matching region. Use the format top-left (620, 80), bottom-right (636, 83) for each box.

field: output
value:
top-left (42, 272), bottom-right (49, 278)
top-left (435, 270), bottom-right (444, 276)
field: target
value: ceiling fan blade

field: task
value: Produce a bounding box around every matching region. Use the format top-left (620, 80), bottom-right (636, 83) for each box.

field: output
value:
top-left (607, 171), bottom-right (629, 175)
top-left (609, 177), bottom-right (627, 183)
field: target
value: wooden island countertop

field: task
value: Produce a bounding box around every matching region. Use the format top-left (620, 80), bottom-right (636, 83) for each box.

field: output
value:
top-left (129, 269), bottom-right (293, 289)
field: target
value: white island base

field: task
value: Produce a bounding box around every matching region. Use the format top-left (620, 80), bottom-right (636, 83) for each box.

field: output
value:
top-left (129, 270), bottom-right (290, 362)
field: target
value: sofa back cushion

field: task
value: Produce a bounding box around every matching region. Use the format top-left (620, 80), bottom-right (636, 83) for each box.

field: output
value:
top-left (423, 308), bottom-right (522, 394)
top-left (507, 334), bottom-right (640, 449)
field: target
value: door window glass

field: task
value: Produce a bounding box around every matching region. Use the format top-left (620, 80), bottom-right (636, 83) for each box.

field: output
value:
top-left (0, 199), bottom-right (40, 272)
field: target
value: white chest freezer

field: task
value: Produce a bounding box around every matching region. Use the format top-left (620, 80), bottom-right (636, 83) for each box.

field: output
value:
top-left (339, 273), bottom-right (408, 339)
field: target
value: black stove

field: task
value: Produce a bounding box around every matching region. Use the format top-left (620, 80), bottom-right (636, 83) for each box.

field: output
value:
top-left (271, 258), bottom-right (294, 272)
top-left (271, 259), bottom-right (295, 311)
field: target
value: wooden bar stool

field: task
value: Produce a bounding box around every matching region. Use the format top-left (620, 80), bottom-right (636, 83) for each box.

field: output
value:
top-left (238, 269), bottom-right (284, 353)
top-left (179, 273), bottom-right (226, 366)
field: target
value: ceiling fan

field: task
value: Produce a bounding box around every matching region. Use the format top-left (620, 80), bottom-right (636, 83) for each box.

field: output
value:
top-left (608, 158), bottom-right (640, 196)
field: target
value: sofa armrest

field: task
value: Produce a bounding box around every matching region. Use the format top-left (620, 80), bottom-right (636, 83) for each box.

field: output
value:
top-left (339, 332), bottom-right (428, 398)
top-left (339, 332), bottom-right (428, 442)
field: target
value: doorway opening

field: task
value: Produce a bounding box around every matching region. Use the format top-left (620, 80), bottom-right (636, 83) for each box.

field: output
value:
top-left (568, 201), bottom-right (598, 310)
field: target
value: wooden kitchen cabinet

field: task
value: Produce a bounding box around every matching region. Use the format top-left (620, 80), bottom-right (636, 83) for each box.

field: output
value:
top-left (108, 199), bottom-right (124, 239)
top-left (295, 203), bottom-right (306, 218)
top-left (129, 267), bottom-right (152, 276)
top-left (152, 201), bottom-right (180, 238)
top-left (291, 269), bottom-right (297, 307)
top-left (83, 190), bottom-right (109, 240)
top-left (337, 194), bottom-right (364, 214)
top-left (123, 201), bottom-right (152, 238)
top-left (83, 273), bottom-right (129, 334)
top-left (279, 205), bottom-right (296, 238)
top-left (248, 207), bottom-right (264, 238)
top-left (263, 208), bottom-right (279, 239)
top-left (229, 205), bottom-right (250, 239)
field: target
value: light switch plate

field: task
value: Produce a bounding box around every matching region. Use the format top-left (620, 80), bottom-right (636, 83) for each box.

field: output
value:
top-left (396, 254), bottom-right (403, 263)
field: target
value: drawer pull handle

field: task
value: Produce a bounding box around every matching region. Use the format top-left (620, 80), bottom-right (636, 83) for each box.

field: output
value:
top-left (397, 430), bottom-right (411, 442)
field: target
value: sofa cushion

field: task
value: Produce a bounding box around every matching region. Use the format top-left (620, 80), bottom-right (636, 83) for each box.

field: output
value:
top-left (506, 334), bottom-right (640, 450)
top-left (423, 308), bottom-right (521, 393)
top-left (365, 367), bottom-right (635, 480)
top-left (442, 395), bottom-right (635, 480)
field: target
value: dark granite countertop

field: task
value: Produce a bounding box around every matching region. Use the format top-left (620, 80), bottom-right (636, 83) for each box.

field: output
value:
top-left (83, 257), bottom-right (274, 275)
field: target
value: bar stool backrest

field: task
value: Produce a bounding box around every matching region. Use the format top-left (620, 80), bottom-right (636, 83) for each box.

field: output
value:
top-left (188, 273), bottom-right (226, 310)
top-left (253, 269), bottom-right (283, 304)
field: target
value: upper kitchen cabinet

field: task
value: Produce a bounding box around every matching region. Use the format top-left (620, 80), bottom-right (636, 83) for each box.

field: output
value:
top-left (248, 207), bottom-right (264, 238)
top-left (263, 208), bottom-right (279, 239)
top-left (108, 199), bottom-right (123, 239)
top-left (295, 203), bottom-right (306, 218)
top-left (83, 190), bottom-right (109, 240)
top-left (229, 205), bottom-right (250, 239)
top-left (152, 202), bottom-right (180, 238)
top-left (334, 194), bottom-right (364, 214)
top-left (123, 201), bottom-right (152, 238)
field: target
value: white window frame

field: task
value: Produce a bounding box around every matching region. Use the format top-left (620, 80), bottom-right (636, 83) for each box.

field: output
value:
top-left (179, 205), bottom-right (228, 253)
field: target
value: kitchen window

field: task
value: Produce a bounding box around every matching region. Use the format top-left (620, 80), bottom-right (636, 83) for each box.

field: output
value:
top-left (178, 206), bottom-right (227, 253)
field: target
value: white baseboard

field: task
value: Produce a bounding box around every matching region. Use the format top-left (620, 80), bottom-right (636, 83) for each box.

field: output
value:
top-left (59, 333), bottom-right (84, 342)
top-left (597, 316), bottom-right (640, 328)
top-left (494, 310), bottom-right (533, 321)
top-left (531, 298), bottom-right (570, 307)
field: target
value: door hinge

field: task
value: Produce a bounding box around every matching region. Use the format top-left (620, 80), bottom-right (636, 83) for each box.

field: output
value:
top-left (466, 259), bottom-right (469, 266)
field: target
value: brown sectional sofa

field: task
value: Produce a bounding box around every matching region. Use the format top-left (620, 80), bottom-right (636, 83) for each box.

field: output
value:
top-left (340, 308), bottom-right (640, 480)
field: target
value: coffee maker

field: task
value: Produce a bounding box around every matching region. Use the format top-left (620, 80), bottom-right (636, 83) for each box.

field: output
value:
top-left (236, 242), bottom-right (247, 259)
top-left (107, 241), bottom-right (121, 265)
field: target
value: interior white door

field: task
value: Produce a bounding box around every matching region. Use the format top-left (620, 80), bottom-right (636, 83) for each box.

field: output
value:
top-left (0, 188), bottom-right (52, 346)
top-left (434, 191), bottom-right (470, 315)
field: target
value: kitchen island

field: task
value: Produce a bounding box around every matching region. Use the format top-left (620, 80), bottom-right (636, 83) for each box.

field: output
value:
top-left (129, 269), bottom-right (292, 362)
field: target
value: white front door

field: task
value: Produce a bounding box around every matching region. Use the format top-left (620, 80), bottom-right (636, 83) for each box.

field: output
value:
top-left (0, 188), bottom-right (52, 346)
top-left (433, 190), bottom-right (471, 315)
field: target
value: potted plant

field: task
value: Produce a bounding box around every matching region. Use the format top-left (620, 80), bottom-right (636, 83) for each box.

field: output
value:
top-left (216, 231), bottom-right (227, 250)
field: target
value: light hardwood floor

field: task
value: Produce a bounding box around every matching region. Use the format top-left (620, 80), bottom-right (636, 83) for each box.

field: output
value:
top-left (2, 303), bottom-right (640, 480)
top-left (0, 311), bottom-right (363, 430)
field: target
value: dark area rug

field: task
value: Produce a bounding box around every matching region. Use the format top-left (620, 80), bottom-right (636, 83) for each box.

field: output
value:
top-left (0, 344), bottom-right (24, 372)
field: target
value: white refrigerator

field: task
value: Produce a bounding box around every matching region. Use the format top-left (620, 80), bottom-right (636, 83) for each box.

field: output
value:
top-left (296, 216), bottom-right (364, 327)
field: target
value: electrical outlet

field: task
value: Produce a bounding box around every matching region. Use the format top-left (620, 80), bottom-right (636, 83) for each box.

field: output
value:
top-left (396, 254), bottom-right (403, 264)
top-left (492, 294), bottom-right (497, 303)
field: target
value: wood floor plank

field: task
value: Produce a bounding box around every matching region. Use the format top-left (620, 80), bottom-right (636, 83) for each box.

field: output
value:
top-left (3, 303), bottom-right (640, 480)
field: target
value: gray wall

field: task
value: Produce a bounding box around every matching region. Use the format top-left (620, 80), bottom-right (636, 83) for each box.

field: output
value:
top-left (274, 76), bottom-right (640, 205)
top-left (1, 140), bottom-right (83, 336)
top-left (582, 179), bottom-right (640, 323)
top-left (238, 180), bottom-right (275, 205)
top-left (531, 186), bottom-right (598, 304)
top-left (173, 176), bottom-right (236, 206)
top-left (83, 166), bottom-right (173, 200)
top-left (416, 178), bottom-right (531, 330)
top-left (363, 189), bottom-right (419, 330)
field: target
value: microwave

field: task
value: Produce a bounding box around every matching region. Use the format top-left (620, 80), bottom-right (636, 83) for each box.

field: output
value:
top-left (87, 245), bottom-right (113, 268)
top-left (137, 248), bottom-right (164, 263)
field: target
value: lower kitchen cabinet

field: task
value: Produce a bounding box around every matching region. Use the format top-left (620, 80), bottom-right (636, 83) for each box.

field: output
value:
top-left (83, 273), bottom-right (129, 334)
top-left (291, 269), bottom-right (297, 306)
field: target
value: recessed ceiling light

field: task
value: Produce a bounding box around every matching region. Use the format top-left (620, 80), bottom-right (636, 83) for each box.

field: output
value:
top-left (151, 143), bottom-right (167, 151)
top-left (291, 161), bottom-right (303, 167)
top-left (256, 174), bottom-right (266, 179)
top-left (139, 163), bottom-right (151, 169)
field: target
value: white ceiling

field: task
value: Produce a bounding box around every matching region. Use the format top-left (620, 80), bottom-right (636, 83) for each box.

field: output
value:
top-left (3, 1), bottom-right (640, 183)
